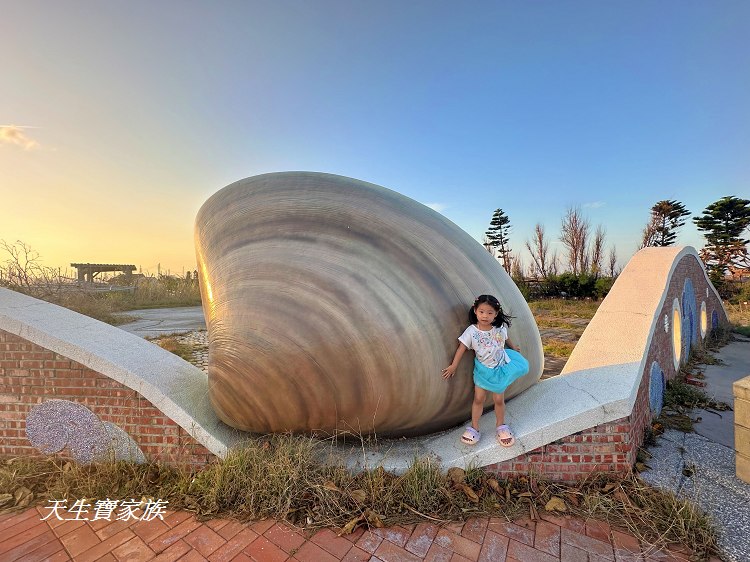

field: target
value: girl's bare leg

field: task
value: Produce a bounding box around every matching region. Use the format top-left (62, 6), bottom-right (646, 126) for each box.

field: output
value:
top-left (493, 392), bottom-right (506, 427)
top-left (471, 386), bottom-right (487, 430)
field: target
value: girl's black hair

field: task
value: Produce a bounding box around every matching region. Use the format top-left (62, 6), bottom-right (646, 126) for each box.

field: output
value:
top-left (469, 294), bottom-right (513, 327)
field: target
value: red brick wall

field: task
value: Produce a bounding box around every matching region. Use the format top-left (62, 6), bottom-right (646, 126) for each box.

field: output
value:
top-left (0, 329), bottom-right (214, 468)
top-left (485, 376), bottom-right (649, 481)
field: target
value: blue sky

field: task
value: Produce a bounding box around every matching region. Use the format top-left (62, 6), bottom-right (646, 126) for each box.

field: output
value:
top-left (2, 1), bottom-right (748, 275)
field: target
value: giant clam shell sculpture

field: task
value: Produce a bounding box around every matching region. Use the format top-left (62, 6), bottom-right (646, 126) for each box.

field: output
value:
top-left (195, 172), bottom-right (543, 437)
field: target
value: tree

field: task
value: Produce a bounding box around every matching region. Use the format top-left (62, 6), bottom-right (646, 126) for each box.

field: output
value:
top-left (640, 200), bottom-right (691, 248)
top-left (510, 255), bottom-right (530, 300)
top-left (485, 209), bottom-right (512, 274)
top-left (590, 225), bottom-right (606, 278)
top-left (559, 207), bottom-right (590, 276)
top-left (525, 223), bottom-right (557, 280)
top-left (607, 246), bottom-right (619, 278)
top-left (0, 239), bottom-right (62, 298)
top-left (693, 196), bottom-right (750, 279)
top-left (639, 220), bottom-right (658, 249)
top-left (510, 255), bottom-right (525, 281)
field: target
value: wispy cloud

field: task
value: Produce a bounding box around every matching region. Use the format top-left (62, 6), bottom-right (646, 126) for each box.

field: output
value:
top-left (0, 125), bottom-right (40, 150)
top-left (583, 201), bottom-right (606, 209)
top-left (424, 202), bottom-right (447, 213)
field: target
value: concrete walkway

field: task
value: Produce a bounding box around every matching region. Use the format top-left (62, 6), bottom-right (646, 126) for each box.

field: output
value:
top-left (640, 335), bottom-right (750, 562)
top-left (116, 306), bottom-right (206, 338)
top-left (0, 504), bottom-right (711, 562)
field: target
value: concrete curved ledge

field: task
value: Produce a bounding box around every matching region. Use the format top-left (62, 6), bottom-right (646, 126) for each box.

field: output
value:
top-left (0, 287), bottom-right (245, 458)
top-left (344, 246), bottom-right (728, 472)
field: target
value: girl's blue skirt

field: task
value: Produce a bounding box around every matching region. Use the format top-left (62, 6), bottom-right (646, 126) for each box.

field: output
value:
top-left (473, 349), bottom-right (529, 394)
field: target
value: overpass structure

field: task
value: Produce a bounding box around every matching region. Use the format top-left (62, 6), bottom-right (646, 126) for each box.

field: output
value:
top-left (70, 263), bottom-right (136, 283)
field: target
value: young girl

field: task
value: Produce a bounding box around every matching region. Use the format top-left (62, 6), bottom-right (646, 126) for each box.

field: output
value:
top-left (442, 294), bottom-right (529, 447)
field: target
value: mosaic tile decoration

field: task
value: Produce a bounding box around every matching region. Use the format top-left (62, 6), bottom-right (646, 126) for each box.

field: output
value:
top-left (649, 361), bottom-right (666, 416)
top-left (26, 399), bottom-right (145, 464)
top-left (102, 422), bottom-right (146, 464)
top-left (681, 277), bottom-right (698, 359)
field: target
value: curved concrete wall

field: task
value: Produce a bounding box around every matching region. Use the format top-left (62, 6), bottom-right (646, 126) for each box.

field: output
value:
top-left (0, 287), bottom-right (243, 458)
top-left (0, 246), bottom-right (729, 479)
top-left (561, 246), bottom-right (726, 379)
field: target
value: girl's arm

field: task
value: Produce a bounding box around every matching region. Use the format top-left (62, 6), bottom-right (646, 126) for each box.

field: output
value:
top-left (442, 342), bottom-right (468, 379)
top-left (506, 337), bottom-right (520, 353)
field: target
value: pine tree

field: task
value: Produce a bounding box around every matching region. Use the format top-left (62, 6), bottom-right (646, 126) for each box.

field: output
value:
top-left (640, 200), bottom-right (690, 248)
top-left (651, 200), bottom-right (691, 246)
top-left (693, 196), bottom-right (750, 279)
top-left (485, 209), bottom-right (512, 274)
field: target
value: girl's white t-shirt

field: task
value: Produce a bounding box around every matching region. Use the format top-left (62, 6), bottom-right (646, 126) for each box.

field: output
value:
top-left (458, 324), bottom-right (510, 368)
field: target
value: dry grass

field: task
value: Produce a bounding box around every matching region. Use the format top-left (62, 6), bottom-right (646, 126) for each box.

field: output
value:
top-left (542, 338), bottom-right (577, 358)
top-left (7, 278), bottom-right (202, 325)
top-left (529, 298), bottom-right (599, 359)
top-left (553, 474), bottom-right (717, 558)
top-left (533, 318), bottom-right (587, 332)
top-left (655, 379), bottom-right (721, 434)
top-left (0, 434), bottom-right (719, 559)
top-left (0, 457), bottom-right (192, 510)
top-left (528, 298), bottom-right (600, 320)
top-left (725, 301), bottom-right (750, 336)
top-left (153, 336), bottom-right (199, 362)
top-left (652, 329), bottom-right (732, 434)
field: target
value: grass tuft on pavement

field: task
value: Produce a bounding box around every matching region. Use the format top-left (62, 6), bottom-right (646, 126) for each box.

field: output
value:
top-left (0, 435), bottom-right (719, 560)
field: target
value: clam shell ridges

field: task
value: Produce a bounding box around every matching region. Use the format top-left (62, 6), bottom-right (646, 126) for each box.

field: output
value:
top-left (195, 172), bottom-right (543, 437)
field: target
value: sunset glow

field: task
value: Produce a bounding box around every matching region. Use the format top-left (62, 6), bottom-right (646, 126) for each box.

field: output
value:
top-left (2, 2), bottom-right (748, 276)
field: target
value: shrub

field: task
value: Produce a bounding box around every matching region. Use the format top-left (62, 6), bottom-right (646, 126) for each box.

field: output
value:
top-left (538, 273), bottom-right (609, 300)
top-left (594, 277), bottom-right (614, 299)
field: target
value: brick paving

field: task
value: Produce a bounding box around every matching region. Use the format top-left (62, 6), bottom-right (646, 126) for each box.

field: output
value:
top-left (0, 507), bottom-right (721, 561)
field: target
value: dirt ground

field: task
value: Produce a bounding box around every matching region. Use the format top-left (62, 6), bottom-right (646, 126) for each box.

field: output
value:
top-left (530, 299), bottom-right (599, 379)
top-left (541, 355), bottom-right (568, 379)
